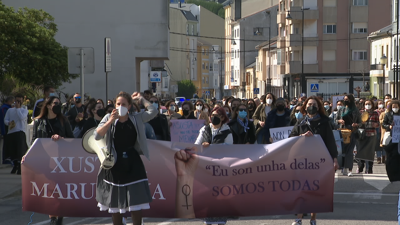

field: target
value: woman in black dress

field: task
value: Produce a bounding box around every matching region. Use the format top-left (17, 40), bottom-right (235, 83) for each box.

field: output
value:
top-left (94, 91), bottom-right (157, 225)
top-left (28, 96), bottom-right (74, 225)
top-left (336, 94), bottom-right (360, 177)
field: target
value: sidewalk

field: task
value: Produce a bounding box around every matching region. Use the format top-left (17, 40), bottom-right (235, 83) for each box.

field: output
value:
top-left (0, 165), bottom-right (22, 199)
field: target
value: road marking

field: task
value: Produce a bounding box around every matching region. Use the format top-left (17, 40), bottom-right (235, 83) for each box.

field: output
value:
top-left (32, 217), bottom-right (68, 225)
top-left (334, 192), bottom-right (399, 197)
top-left (363, 174), bottom-right (391, 191)
top-left (158, 218), bottom-right (180, 225)
top-left (88, 218), bottom-right (110, 224)
top-left (335, 173), bottom-right (338, 183)
top-left (65, 217), bottom-right (98, 225)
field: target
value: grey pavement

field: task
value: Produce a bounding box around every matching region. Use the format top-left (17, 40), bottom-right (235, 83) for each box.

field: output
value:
top-left (0, 162), bottom-right (399, 225)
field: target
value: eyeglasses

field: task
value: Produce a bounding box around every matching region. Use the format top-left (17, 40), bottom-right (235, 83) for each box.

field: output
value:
top-left (149, 101), bottom-right (158, 104)
top-left (238, 109), bottom-right (246, 112)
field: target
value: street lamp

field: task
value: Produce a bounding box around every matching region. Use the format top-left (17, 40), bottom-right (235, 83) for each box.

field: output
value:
top-left (286, 7), bottom-right (310, 95)
top-left (380, 54), bottom-right (388, 97)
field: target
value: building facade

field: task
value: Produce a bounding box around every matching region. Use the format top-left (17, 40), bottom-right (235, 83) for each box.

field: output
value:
top-left (276, 0), bottom-right (391, 100)
top-left (3, 0), bottom-right (170, 100)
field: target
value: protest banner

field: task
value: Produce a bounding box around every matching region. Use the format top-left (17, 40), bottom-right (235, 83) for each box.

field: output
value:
top-left (170, 119), bottom-right (205, 143)
top-left (392, 115), bottom-right (400, 143)
top-left (22, 136), bottom-right (334, 218)
top-left (269, 126), bottom-right (294, 142)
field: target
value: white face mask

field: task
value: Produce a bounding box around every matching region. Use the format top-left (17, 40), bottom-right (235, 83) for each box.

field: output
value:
top-left (266, 99), bottom-right (273, 105)
top-left (222, 101), bottom-right (226, 105)
top-left (170, 106), bottom-right (175, 111)
top-left (337, 106), bottom-right (343, 111)
top-left (365, 105), bottom-right (372, 110)
top-left (203, 108), bottom-right (208, 113)
top-left (228, 102), bottom-right (231, 107)
top-left (196, 105), bottom-right (203, 111)
top-left (393, 108), bottom-right (399, 113)
top-left (378, 104), bottom-right (384, 109)
top-left (117, 106), bottom-right (128, 117)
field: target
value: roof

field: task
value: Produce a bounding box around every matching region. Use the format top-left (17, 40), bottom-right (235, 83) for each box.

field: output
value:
top-left (368, 24), bottom-right (392, 39)
top-left (246, 61), bottom-right (256, 68)
top-left (197, 38), bottom-right (213, 46)
top-left (255, 36), bottom-right (278, 49)
top-left (170, 3), bottom-right (195, 11)
top-left (181, 10), bottom-right (197, 21)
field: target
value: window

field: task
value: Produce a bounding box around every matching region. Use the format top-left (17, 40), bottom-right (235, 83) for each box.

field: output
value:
top-left (202, 77), bottom-right (205, 84)
top-left (277, 50), bottom-right (282, 65)
top-left (324, 0), bottom-right (336, 7)
top-left (202, 63), bottom-right (205, 69)
top-left (206, 77), bottom-right (209, 84)
top-left (353, 50), bottom-right (368, 61)
top-left (323, 24), bottom-right (336, 34)
top-left (231, 66), bottom-right (234, 78)
top-left (231, 48), bottom-right (234, 59)
top-left (237, 29), bottom-right (240, 37)
top-left (353, 0), bottom-right (367, 6)
top-left (352, 23), bottom-right (367, 33)
top-left (323, 50), bottom-right (336, 61)
top-left (210, 64), bottom-right (213, 71)
top-left (206, 63), bottom-right (209, 70)
top-left (256, 57), bottom-right (259, 72)
top-left (191, 24), bottom-right (194, 35)
top-left (186, 24), bottom-right (189, 35)
top-left (202, 49), bottom-right (205, 55)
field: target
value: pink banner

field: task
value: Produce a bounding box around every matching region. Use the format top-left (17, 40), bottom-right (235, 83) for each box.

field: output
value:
top-left (170, 119), bottom-right (204, 143)
top-left (22, 136), bottom-right (334, 218)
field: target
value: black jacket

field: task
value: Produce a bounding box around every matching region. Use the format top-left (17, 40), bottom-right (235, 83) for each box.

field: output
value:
top-left (384, 143), bottom-right (400, 182)
top-left (228, 118), bottom-right (256, 144)
top-left (66, 105), bottom-right (85, 130)
top-left (202, 125), bottom-right (231, 144)
top-left (289, 114), bottom-right (338, 159)
top-left (264, 108), bottom-right (291, 144)
top-left (78, 117), bottom-right (100, 138)
top-left (382, 111), bottom-right (400, 133)
top-left (32, 117), bottom-right (74, 144)
top-left (148, 114), bottom-right (171, 141)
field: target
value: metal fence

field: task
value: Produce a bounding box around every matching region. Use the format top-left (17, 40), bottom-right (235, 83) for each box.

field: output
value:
top-left (315, 93), bottom-right (340, 101)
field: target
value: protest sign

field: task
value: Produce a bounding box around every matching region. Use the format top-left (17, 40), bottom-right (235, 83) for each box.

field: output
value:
top-left (170, 119), bottom-right (204, 143)
top-left (270, 126), bottom-right (294, 142)
top-left (22, 136), bottom-right (334, 218)
top-left (392, 115), bottom-right (400, 143)
top-left (332, 95), bottom-right (345, 110)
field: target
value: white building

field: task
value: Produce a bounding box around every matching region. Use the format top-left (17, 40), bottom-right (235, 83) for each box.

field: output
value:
top-left (3, 0), bottom-right (170, 100)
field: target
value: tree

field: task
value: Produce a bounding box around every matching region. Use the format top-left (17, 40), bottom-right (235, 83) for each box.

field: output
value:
top-left (176, 80), bottom-right (197, 99)
top-left (0, 3), bottom-right (78, 88)
top-left (186, 0), bottom-right (225, 18)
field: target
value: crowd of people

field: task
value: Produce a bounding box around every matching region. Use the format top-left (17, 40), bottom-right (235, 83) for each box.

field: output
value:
top-left (1, 87), bottom-right (400, 225)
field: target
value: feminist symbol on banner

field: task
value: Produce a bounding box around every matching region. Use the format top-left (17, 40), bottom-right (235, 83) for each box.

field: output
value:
top-left (182, 184), bottom-right (192, 209)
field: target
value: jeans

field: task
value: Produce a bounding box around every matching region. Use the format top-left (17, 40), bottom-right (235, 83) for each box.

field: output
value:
top-left (144, 123), bottom-right (156, 140)
top-left (376, 150), bottom-right (386, 158)
top-left (256, 129), bottom-right (265, 144)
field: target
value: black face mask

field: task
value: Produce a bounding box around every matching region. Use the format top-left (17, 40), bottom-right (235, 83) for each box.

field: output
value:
top-left (307, 106), bottom-right (318, 115)
top-left (248, 104), bottom-right (254, 109)
top-left (211, 116), bottom-right (221, 125)
top-left (52, 105), bottom-right (62, 115)
top-left (75, 98), bottom-right (81, 104)
top-left (231, 106), bottom-right (236, 112)
top-left (276, 105), bottom-right (285, 111)
top-left (183, 109), bottom-right (190, 116)
top-left (96, 109), bottom-right (105, 118)
top-left (344, 101), bottom-right (350, 106)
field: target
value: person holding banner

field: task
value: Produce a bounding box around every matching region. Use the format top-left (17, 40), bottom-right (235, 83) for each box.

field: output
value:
top-left (28, 96), bottom-right (74, 225)
top-left (289, 96), bottom-right (339, 225)
top-left (336, 94), bottom-right (360, 177)
top-left (264, 98), bottom-right (291, 144)
top-left (94, 91), bottom-right (157, 225)
top-left (289, 103), bottom-right (304, 126)
top-left (382, 100), bottom-right (400, 162)
top-left (228, 104), bottom-right (256, 144)
top-left (194, 100), bottom-right (209, 124)
top-left (355, 99), bottom-right (379, 174)
top-left (253, 93), bottom-right (276, 144)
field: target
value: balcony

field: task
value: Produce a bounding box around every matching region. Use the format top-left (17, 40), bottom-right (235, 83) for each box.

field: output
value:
top-left (304, 63), bottom-right (318, 73)
top-left (286, 61), bottom-right (318, 74)
top-left (304, 36), bottom-right (318, 47)
top-left (287, 7), bottom-right (319, 21)
top-left (277, 37), bottom-right (286, 48)
top-left (277, 12), bottom-right (286, 24)
top-left (286, 34), bottom-right (301, 47)
top-left (277, 65), bottom-right (285, 75)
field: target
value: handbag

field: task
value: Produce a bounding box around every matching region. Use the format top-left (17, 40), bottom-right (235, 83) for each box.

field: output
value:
top-left (339, 128), bottom-right (352, 144)
top-left (356, 128), bottom-right (366, 141)
top-left (382, 131), bottom-right (391, 146)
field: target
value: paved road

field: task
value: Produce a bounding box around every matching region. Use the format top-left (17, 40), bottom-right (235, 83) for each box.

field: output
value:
top-left (0, 164), bottom-right (399, 225)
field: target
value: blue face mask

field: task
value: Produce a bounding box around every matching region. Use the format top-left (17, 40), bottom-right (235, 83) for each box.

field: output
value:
top-left (324, 105), bottom-right (330, 110)
top-left (295, 112), bottom-right (303, 120)
top-left (238, 111), bottom-right (247, 119)
top-left (153, 103), bottom-right (159, 110)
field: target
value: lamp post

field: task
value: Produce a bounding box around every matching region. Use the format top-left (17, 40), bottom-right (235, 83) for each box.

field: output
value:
top-left (381, 55), bottom-right (388, 98)
top-left (286, 7), bottom-right (310, 95)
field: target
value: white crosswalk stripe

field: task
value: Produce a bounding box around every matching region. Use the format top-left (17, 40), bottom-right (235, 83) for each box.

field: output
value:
top-left (362, 173), bottom-right (391, 191)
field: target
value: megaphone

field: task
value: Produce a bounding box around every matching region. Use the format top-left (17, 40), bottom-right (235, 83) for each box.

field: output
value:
top-left (81, 127), bottom-right (116, 169)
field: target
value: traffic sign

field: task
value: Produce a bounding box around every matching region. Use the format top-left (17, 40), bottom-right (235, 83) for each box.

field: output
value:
top-left (150, 71), bottom-right (161, 82)
top-left (310, 84), bottom-right (319, 92)
top-left (253, 88), bottom-right (259, 94)
top-left (105, 37), bottom-right (111, 72)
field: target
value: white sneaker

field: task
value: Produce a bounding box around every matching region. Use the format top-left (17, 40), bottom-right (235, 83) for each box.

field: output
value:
top-left (292, 220), bottom-right (302, 225)
top-left (347, 172), bottom-right (353, 177)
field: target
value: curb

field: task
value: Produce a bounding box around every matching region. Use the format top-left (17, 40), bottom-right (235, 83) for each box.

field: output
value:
top-left (0, 164), bottom-right (12, 169)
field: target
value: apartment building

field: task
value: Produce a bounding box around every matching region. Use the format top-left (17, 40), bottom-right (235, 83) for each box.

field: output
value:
top-left (276, 0), bottom-right (391, 99)
top-left (223, 0), bottom-right (279, 98)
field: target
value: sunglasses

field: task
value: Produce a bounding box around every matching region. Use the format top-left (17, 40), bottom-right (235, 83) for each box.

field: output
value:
top-left (75, 96), bottom-right (81, 99)
top-left (238, 109), bottom-right (246, 112)
top-left (196, 104), bottom-right (203, 106)
top-left (149, 101), bottom-right (158, 104)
